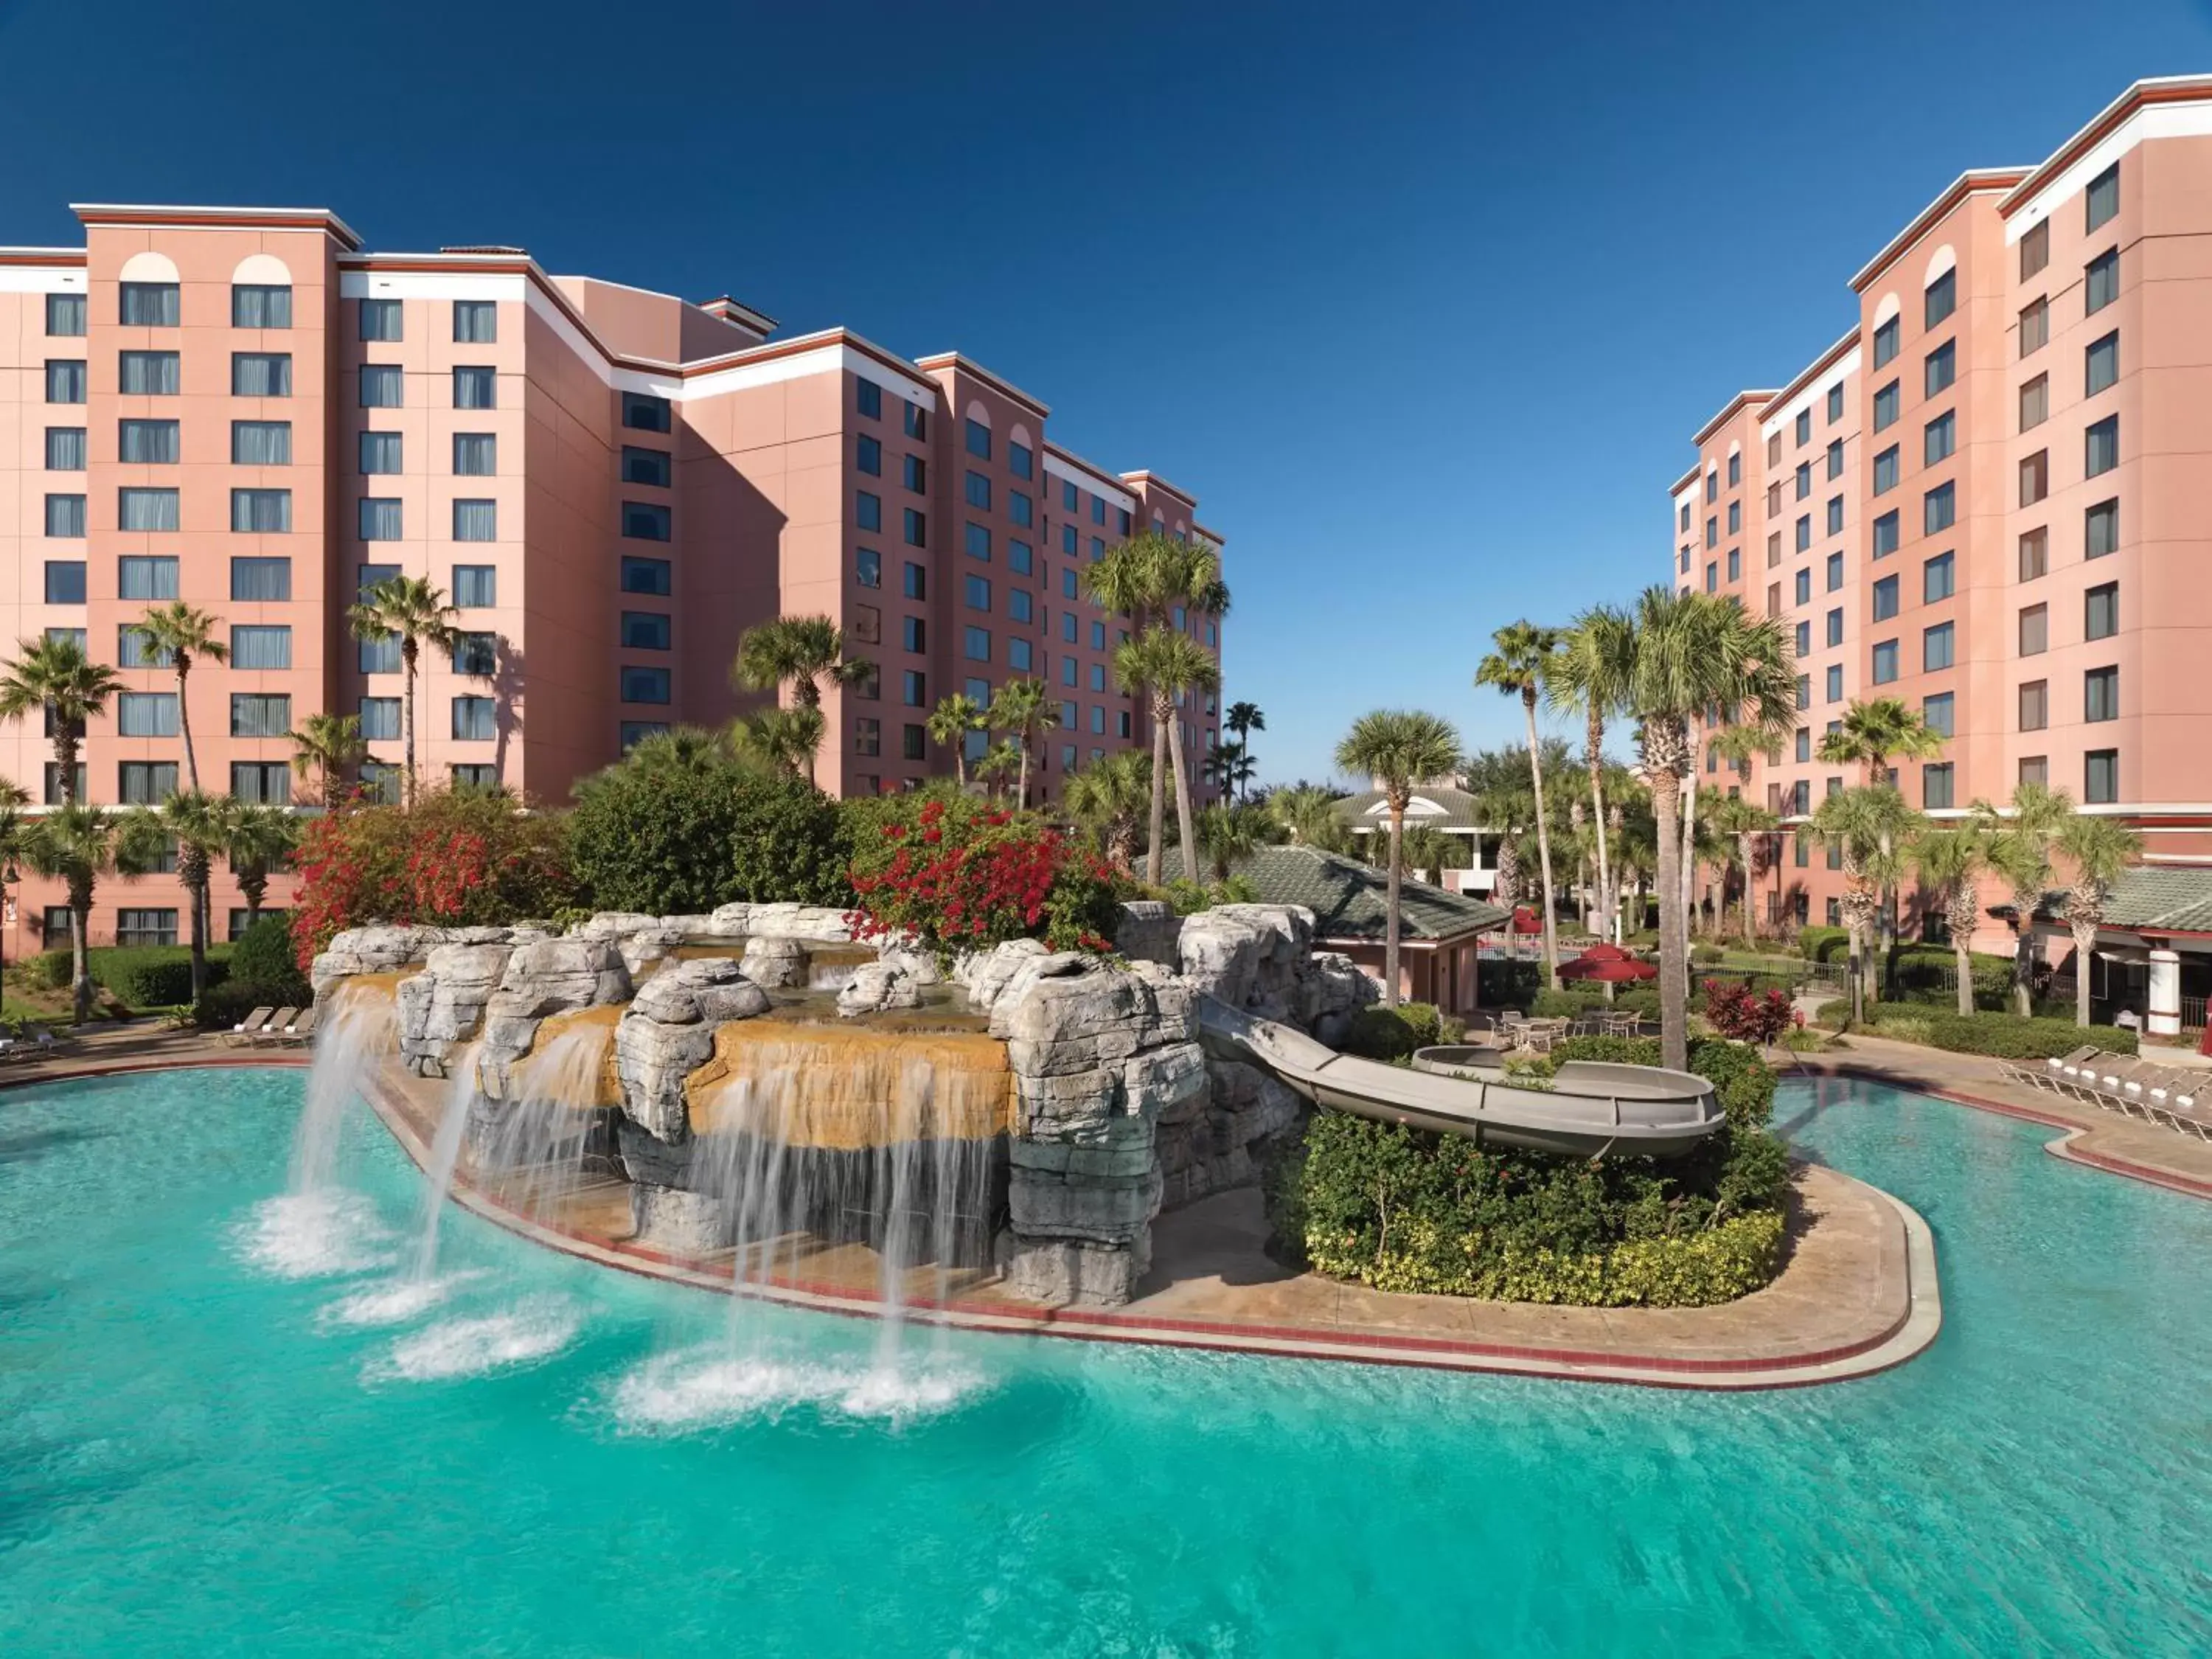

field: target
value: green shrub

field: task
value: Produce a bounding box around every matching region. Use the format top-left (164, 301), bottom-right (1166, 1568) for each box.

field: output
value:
top-left (1691, 942), bottom-right (1724, 964)
top-left (1342, 1001), bottom-right (1448, 1061)
top-left (726, 772), bottom-right (855, 907)
top-left (1478, 959), bottom-right (1542, 1009)
top-left (225, 915), bottom-right (313, 1006)
top-left (192, 981), bottom-right (274, 1031)
top-left (1796, 925), bottom-right (1850, 963)
top-left (29, 948), bottom-right (71, 992)
top-left (88, 946), bottom-right (232, 1009)
top-left (1863, 1004), bottom-right (2134, 1060)
top-left (1530, 985), bottom-right (1660, 1020)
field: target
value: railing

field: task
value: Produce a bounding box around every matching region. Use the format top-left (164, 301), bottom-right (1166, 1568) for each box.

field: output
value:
top-left (2183, 994), bottom-right (2207, 1034)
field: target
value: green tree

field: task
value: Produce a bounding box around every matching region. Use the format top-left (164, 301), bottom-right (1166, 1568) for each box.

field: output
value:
top-left (1262, 782), bottom-right (1347, 852)
top-left (1334, 710), bottom-right (1465, 1009)
top-left (1224, 701), bottom-right (1265, 801)
top-left (0, 634), bottom-right (124, 807)
top-left (1397, 822), bottom-right (1458, 883)
top-left (1195, 801), bottom-right (1265, 883)
top-left (1545, 604), bottom-right (1636, 942)
top-left (1818, 697), bottom-right (1946, 991)
top-left (220, 800), bottom-right (299, 931)
top-left (1064, 749), bottom-right (1152, 869)
top-left (730, 706), bottom-right (825, 780)
top-left (0, 779), bottom-right (27, 984)
top-left (125, 601), bottom-right (228, 792)
top-left (974, 739), bottom-right (1022, 802)
top-left (987, 675), bottom-right (1060, 806)
top-left (926, 694), bottom-right (987, 788)
top-left (347, 577), bottom-right (461, 807)
top-left (288, 711), bottom-right (369, 810)
top-left (1809, 785), bottom-right (1921, 1021)
top-left (1705, 792), bottom-right (1781, 948)
top-left (1624, 588), bottom-right (1798, 1070)
top-left (1912, 824), bottom-right (1993, 1018)
top-left (1978, 782), bottom-right (2073, 1018)
top-left (25, 804), bottom-right (154, 1023)
top-left (120, 790), bottom-right (228, 1000)
top-left (2055, 812), bottom-right (2144, 1028)
top-left (1475, 622), bottom-right (1564, 987)
top-left (731, 615), bottom-right (873, 787)
top-left (1114, 627), bottom-right (1221, 888)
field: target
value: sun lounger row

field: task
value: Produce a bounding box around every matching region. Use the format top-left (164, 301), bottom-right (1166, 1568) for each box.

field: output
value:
top-left (2006, 1046), bottom-right (2212, 1141)
top-left (0, 1028), bottom-right (74, 1062)
top-left (218, 1006), bottom-right (319, 1048)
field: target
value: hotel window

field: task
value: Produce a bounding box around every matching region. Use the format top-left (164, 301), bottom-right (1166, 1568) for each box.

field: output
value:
top-left (1924, 481), bottom-right (1955, 535)
top-left (905, 401), bottom-right (928, 441)
top-left (359, 498), bottom-right (403, 540)
top-left (356, 761), bottom-right (401, 807)
top-left (119, 555), bottom-right (179, 599)
top-left (622, 501), bottom-right (671, 541)
top-left (964, 626), bottom-right (991, 662)
top-left (2019, 526), bottom-right (2048, 580)
top-left (1924, 341), bottom-right (1955, 397)
top-left (1923, 763), bottom-right (1955, 810)
top-left (119, 418), bottom-right (181, 463)
top-left (1705, 563), bottom-right (1717, 593)
top-left (1093, 496), bottom-right (1107, 526)
top-left (901, 454), bottom-right (927, 494)
top-left (449, 631), bottom-right (497, 675)
top-left (1727, 548), bottom-right (1740, 582)
top-left (2020, 218), bottom-right (2050, 280)
top-left (234, 420), bottom-right (291, 465)
top-left (855, 547), bottom-right (882, 589)
top-left (1871, 574), bottom-right (1899, 622)
top-left (1794, 620), bottom-right (1811, 658)
top-left (609, 447), bottom-right (671, 490)
top-left (619, 666), bottom-right (670, 704)
top-left (1011, 491), bottom-right (1033, 529)
top-left (1678, 501), bottom-right (1691, 532)
top-left (2085, 582), bottom-right (2119, 642)
top-left (47, 293), bottom-right (86, 335)
top-left (2019, 680), bottom-right (2048, 732)
top-left (2018, 450), bottom-right (2048, 507)
top-left (1795, 568), bottom-right (1812, 605)
top-left (118, 691), bottom-right (178, 737)
top-left (966, 523), bottom-right (991, 560)
top-left (2085, 331), bottom-right (2118, 397)
top-left (1873, 446), bottom-right (1899, 495)
top-left (1924, 691), bottom-right (1955, 738)
top-left (1871, 639), bottom-right (1899, 685)
top-left (452, 698), bottom-right (497, 740)
top-left (2084, 415), bottom-right (2119, 479)
top-left (1873, 315), bottom-right (1899, 369)
top-left (902, 723), bottom-right (926, 760)
top-left (2084, 665), bottom-right (2119, 723)
top-left (232, 488), bottom-right (291, 533)
top-left (903, 562), bottom-right (927, 600)
top-left (1795, 675), bottom-right (1811, 711)
top-left (46, 426), bottom-right (86, 470)
top-left (1705, 517), bottom-right (1718, 549)
top-left (2020, 296), bottom-right (2049, 356)
top-left (358, 697), bottom-right (400, 740)
top-left (120, 350), bottom-right (180, 395)
top-left (45, 495), bottom-right (86, 538)
top-left (1009, 440), bottom-right (1033, 480)
top-left (1824, 667), bottom-right (1843, 703)
top-left (854, 434), bottom-right (881, 478)
top-left (360, 431), bottom-right (403, 474)
top-left (360, 297), bottom-right (402, 341)
top-left (902, 670), bottom-right (926, 707)
top-left (1923, 622), bottom-right (1954, 672)
top-left (1008, 539), bottom-right (1032, 575)
top-left (452, 765), bottom-right (498, 791)
top-left (1827, 383), bottom-right (1845, 423)
top-left (903, 508), bottom-right (925, 547)
top-left (2085, 749), bottom-right (2119, 805)
top-left (453, 500), bottom-right (497, 541)
top-left (231, 625), bottom-right (292, 670)
top-left (1063, 524), bottom-right (1079, 557)
top-left (232, 285), bottom-right (291, 329)
top-left (230, 692), bottom-right (291, 736)
top-left (1826, 495), bottom-right (1845, 536)
top-left (965, 470), bottom-right (991, 510)
top-left (2085, 499), bottom-right (2119, 559)
top-left (446, 433), bottom-right (495, 475)
top-left (1767, 482), bottom-right (1781, 517)
top-left (1924, 411), bottom-right (1955, 465)
top-left (453, 300), bottom-right (497, 343)
top-left (1705, 469), bottom-right (1718, 505)
top-left (1008, 638), bottom-right (1033, 672)
top-left (1873, 380), bottom-right (1899, 430)
top-left (1924, 268), bottom-right (1956, 329)
top-left (119, 281), bottom-right (179, 327)
top-left (453, 366), bottom-right (496, 408)
top-left (1826, 607), bottom-right (1843, 648)
top-left (1061, 655), bottom-right (1077, 686)
top-left (2019, 603), bottom-right (2048, 655)
top-left (1826, 438), bottom-right (1844, 481)
top-left (1826, 552), bottom-right (1845, 591)
top-left (2019, 373), bottom-right (2048, 431)
top-left (232, 557), bottom-right (291, 602)
top-left (233, 353), bottom-right (291, 397)
top-left (2020, 755), bottom-right (2049, 787)
top-left (46, 358), bottom-right (88, 403)
top-left (1795, 728), bottom-right (1812, 763)
top-left (1766, 533), bottom-right (1781, 568)
top-left (965, 574), bottom-right (991, 611)
top-left (902, 616), bottom-right (925, 653)
top-left (1009, 588), bottom-right (1034, 624)
top-left (361, 365), bottom-right (403, 407)
top-left (2085, 161), bottom-right (2119, 232)
top-left (1091, 620), bottom-right (1107, 649)
top-left (1871, 510), bottom-right (1899, 558)
top-left (1727, 453), bottom-right (1741, 487)
top-left (118, 626), bottom-right (170, 668)
top-left (116, 909), bottom-right (179, 947)
top-left (1792, 462), bottom-right (1809, 501)
top-left (453, 565), bottom-right (495, 608)
top-left (1767, 434), bottom-right (1782, 468)
top-left (965, 419), bottom-right (990, 459)
top-left (118, 762), bottom-right (178, 804)
top-left (853, 716), bottom-right (881, 757)
top-left (2085, 248), bottom-right (2118, 316)
top-left (1924, 551), bottom-right (1954, 602)
top-left (119, 487), bottom-right (180, 532)
top-left (622, 391), bottom-right (672, 433)
top-left (1795, 516), bottom-right (1811, 554)
top-left (1092, 664), bottom-right (1109, 694)
top-left (1790, 408), bottom-right (1809, 448)
top-left (1062, 610), bottom-right (1078, 642)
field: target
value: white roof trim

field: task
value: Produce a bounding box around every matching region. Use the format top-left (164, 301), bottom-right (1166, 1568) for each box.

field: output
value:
top-left (2003, 93), bottom-right (2212, 243)
top-left (1043, 449), bottom-right (1135, 513)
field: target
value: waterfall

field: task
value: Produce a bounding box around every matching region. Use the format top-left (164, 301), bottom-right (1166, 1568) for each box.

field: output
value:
top-left (287, 977), bottom-right (400, 1194)
top-left (409, 1043), bottom-right (484, 1282)
top-left (468, 1018), bottom-right (620, 1225)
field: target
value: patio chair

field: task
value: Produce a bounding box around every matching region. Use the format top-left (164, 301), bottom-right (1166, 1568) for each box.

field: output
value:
top-left (220, 1006), bottom-right (276, 1048)
top-left (276, 1006), bottom-right (319, 1048)
top-left (249, 1008), bottom-right (301, 1046)
top-left (2016, 1046), bottom-right (2098, 1092)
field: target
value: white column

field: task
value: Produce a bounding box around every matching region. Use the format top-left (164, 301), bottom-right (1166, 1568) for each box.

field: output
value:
top-left (2148, 947), bottom-right (2181, 1038)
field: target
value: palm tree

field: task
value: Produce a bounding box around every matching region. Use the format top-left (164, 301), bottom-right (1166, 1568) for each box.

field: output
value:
top-left (625, 725), bottom-right (732, 776)
top-left (730, 706), bottom-right (826, 780)
top-left (0, 635), bottom-right (124, 807)
top-left (1706, 793), bottom-right (1781, 948)
top-left (25, 804), bottom-right (153, 1023)
top-left (987, 676), bottom-right (1059, 807)
top-left (119, 790), bottom-right (227, 1000)
top-left (1196, 802), bottom-right (1265, 883)
top-left (221, 801), bottom-right (299, 931)
top-left (347, 577), bottom-right (461, 807)
top-left (1114, 626), bottom-right (1221, 888)
top-left (1398, 823), bottom-right (1457, 884)
top-left (125, 601), bottom-right (228, 793)
top-left (1476, 623), bottom-right (1564, 987)
top-left (1624, 588), bottom-right (1798, 1070)
top-left (1546, 605), bottom-right (1635, 943)
top-left (288, 711), bottom-right (369, 810)
top-left (1335, 710), bottom-right (1466, 1009)
top-left (1809, 785), bottom-right (1921, 1021)
top-left (1978, 782), bottom-right (2074, 1017)
top-left (1913, 825), bottom-right (1993, 1018)
top-left (1818, 698), bottom-right (1946, 991)
top-left (1224, 701), bottom-right (1265, 801)
top-left (0, 780), bottom-right (28, 984)
top-left (730, 615), bottom-right (873, 787)
top-left (2055, 813), bottom-right (2144, 1028)
top-left (926, 694), bottom-right (987, 788)
top-left (1064, 750), bottom-right (1152, 869)
top-left (1263, 782), bottom-right (1346, 852)
top-left (974, 740), bottom-right (1021, 803)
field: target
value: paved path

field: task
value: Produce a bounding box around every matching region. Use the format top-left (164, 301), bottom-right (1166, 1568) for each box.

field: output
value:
top-left (0, 1020), bottom-right (307, 1090)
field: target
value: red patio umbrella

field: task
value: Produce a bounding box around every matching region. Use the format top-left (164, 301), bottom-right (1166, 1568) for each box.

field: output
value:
top-left (1557, 949), bottom-right (1658, 983)
top-left (1510, 906), bottom-right (1544, 935)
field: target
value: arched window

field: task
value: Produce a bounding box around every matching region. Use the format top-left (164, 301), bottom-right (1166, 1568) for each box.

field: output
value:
top-left (231, 252), bottom-right (293, 329)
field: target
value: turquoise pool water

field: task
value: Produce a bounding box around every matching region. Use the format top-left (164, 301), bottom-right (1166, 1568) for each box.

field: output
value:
top-left (2, 1069), bottom-right (2208, 1656)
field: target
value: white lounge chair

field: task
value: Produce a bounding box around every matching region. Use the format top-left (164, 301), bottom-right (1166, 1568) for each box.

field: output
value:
top-left (220, 1006), bottom-right (276, 1048)
top-left (249, 1007), bottom-right (301, 1046)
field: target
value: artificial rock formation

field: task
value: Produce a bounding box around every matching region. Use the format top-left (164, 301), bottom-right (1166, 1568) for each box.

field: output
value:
top-left (473, 936), bottom-right (632, 1100)
top-left (1156, 1057), bottom-right (1303, 1210)
top-left (613, 958), bottom-right (771, 1142)
top-left (836, 959), bottom-right (921, 1018)
top-left (387, 926), bottom-right (552, 1077)
top-left (308, 923), bottom-right (449, 995)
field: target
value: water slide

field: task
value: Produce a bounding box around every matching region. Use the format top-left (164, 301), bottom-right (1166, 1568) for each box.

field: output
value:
top-left (1197, 1000), bottom-right (1725, 1160)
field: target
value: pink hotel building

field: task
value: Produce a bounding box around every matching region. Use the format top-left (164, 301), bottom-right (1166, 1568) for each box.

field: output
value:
top-left (1, 204), bottom-right (1223, 950)
top-left (1672, 74), bottom-right (2212, 955)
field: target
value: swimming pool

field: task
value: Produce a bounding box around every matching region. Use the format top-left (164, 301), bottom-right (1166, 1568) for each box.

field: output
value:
top-left (1, 1068), bottom-right (2205, 1655)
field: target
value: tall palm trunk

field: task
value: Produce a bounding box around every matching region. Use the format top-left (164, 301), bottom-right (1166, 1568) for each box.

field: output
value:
top-left (69, 877), bottom-right (94, 1024)
top-left (1585, 708), bottom-right (1613, 945)
top-left (1739, 832), bottom-right (1759, 948)
top-left (1648, 743), bottom-right (1688, 1073)
top-left (2008, 910), bottom-right (2036, 1018)
top-left (1383, 801), bottom-right (1405, 1009)
top-left (1165, 704), bottom-right (1199, 894)
top-left (400, 638), bottom-right (420, 808)
top-left (174, 658), bottom-right (199, 792)
top-left (1679, 771), bottom-right (1699, 1001)
top-left (54, 728), bottom-right (80, 805)
top-left (180, 844), bottom-right (209, 1001)
top-left (1144, 703), bottom-right (1172, 887)
top-left (1521, 688), bottom-right (1559, 989)
top-left (2070, 919), bottom-right (2096, 1028)
top-left (1016, 741), bottom-right (1030, 810)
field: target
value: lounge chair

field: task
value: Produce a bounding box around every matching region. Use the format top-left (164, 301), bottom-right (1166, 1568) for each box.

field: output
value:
top-left (220, 1006), bottom-right (276, 1048)
top-left (2020, 1046), bottom-right (2100, 1092)
top-left (276, 1006), bottom-right (319, 1048)
top-left (249, 1008), bottom-right (301, 1046)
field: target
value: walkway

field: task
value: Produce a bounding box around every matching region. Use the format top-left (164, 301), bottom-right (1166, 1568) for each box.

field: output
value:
top-left (0, 1020), bottom-right (307, 1090)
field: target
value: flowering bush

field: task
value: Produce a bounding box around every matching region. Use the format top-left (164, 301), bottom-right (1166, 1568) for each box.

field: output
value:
top-left (1702, 979), bottom-right (1797, 1046)
top-left (290, 790), bottom-right (578, 969)
top-left (846, 796), bottom-right (1123, 961)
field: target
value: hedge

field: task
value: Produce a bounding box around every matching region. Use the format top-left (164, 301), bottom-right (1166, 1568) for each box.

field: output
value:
top-left (30, 945), bottom-right (237, 1008)
top-left (1340, 1001), bottom-right (1460, 1061)
top-left (1531, 985), bottom-right (1660, 1020)
top-left (1797, 926), bottom-right (1850, 963)
top-left (1861, 1004), bottom-right (2137, 1060)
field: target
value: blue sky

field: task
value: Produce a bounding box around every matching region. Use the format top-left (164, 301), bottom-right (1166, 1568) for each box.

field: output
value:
top-left (5, 0), bottom-right (2209, 784)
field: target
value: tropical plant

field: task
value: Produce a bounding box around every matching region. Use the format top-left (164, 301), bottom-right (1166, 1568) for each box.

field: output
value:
top-left (115, 790), bottom-right (228, 1001)
top-left (0, 634), bottom-right (124, 806)
top-left (1113, 626), bottom-right (1221, 887)
top-left (1063, 749), bottom-right (1152, 869)
top-left (729, 615), bottom-right (871, 787)
top-left (347, 576), bottom-right (462, 807)
top-left (987, 676), bottom-right (1060, 806)
top-left (1203, 740), bottom-right (1256, 802)
top-left (1546, 605), bottom-right (1635, 943)
top-left (1335, 710), bottom-right (1465, 1009)
top-left (25, 804), bottom-right (155, 1021)
top-left (2054, 813), bottom-right (2144, 1028)
top-left (1705, 792), bottom-right (1780, 948)
top-left (218, 799), bottom-right (299, 932)
top-left (1397, 823), bottom-right (1458, 882)
top-left (1475, 622), bottom-right (1564, 987)
top-left (288, 711), bottom-right (369, 810)
top-left (1195, 802), bottom-right (1265, 883)
top-left (1809, 785), bottom-right (1921, 1021)
top-left (1977, 782), bottom-right (2074, 1017)
top-left (729, 706), bottom-right (827, 780)
top-left (1624, 588), bottom-right (1797, 1071)
top-left (125, 601), bottom-right (229, 792)
top-left (1912, 824), bottom-right (1992, 1018)
top-left (1262, 782), bottom-right (1348, 852)
top-left (0, 782), bottom-right (27, 981)
top-left (1818, 698), bottom-right (1947, 987)
top-left (925, 694), bottom-right (987, 787)
top-left (1224, 701), bottom-right (1265, 801)
top-left (974, 739), bottom-right (1022, 802)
